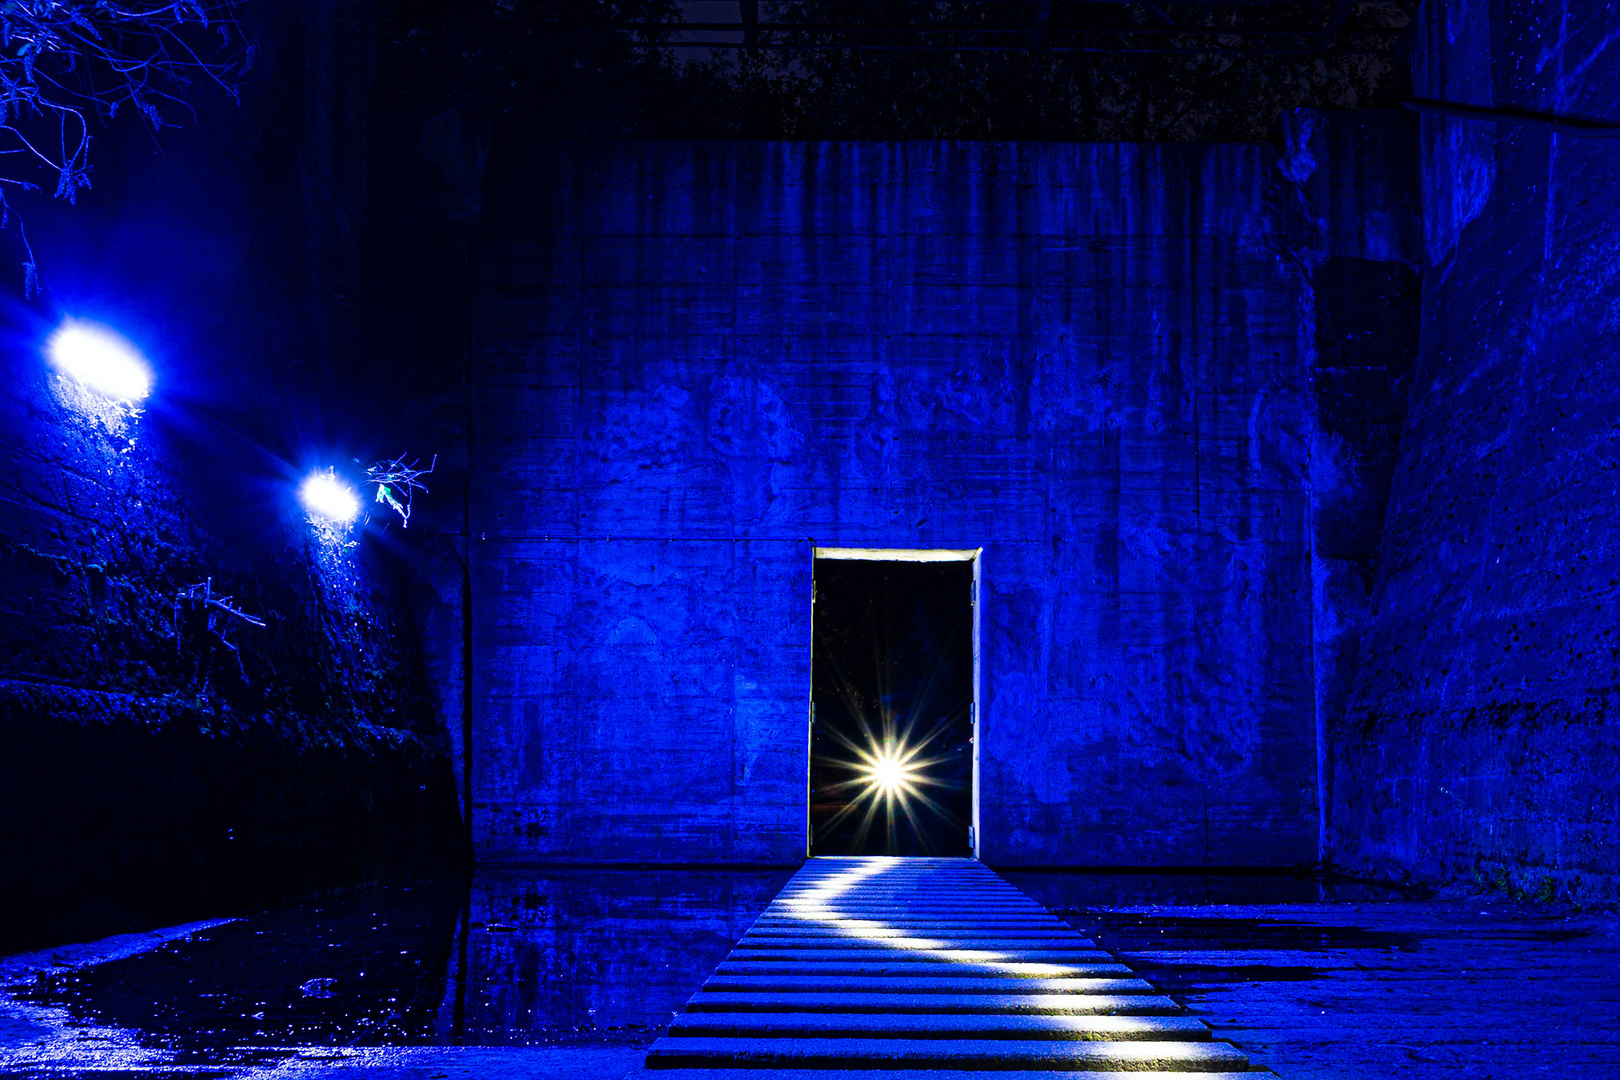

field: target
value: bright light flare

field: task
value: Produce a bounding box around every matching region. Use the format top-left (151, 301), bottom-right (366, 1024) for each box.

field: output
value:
top-left (299, 469), bottom-right (360, 524)
top-left (858, 743), bottom-right (924, 798)
top-left (45, 320), bottom-right (152, 402)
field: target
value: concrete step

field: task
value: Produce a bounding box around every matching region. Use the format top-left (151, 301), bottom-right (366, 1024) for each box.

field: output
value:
top-left (772, 897), bottom-right (1045, 905)
top-left (666, 1013), bottom-right (1212, 1041)
top-left (684, 992), bottom-right (1186, 1015)
top-left (701, 975), bottom-right (1159, 994)
top-left (643, 1037), bottom-right (1248, 1071)
top-left (768, 909), bottom-right (1052, 917)
top-left (727, 949), bottom-right (1116, 963)
top-left (785, 888), bottom-right (1022, 892)
top-left (741, 932), bottom-right (1095, 939)
top-left (763, 906), bottom-right (1058, 913)
top-left (631, 1070), bottom-right (1259, 1080)
top-left (716, 959), bottom-right (1134, 977)
top-left (754, 921), bottom-right (1067, 930)
top-left (738, 936), bottom-right (1101, 950)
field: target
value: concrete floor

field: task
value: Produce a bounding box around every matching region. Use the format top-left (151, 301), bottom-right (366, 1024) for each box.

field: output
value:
top-left (1, 868), bottom-right (1616, 1079)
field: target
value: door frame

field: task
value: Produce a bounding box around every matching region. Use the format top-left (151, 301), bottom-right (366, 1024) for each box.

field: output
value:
top-left (807, 546), bottom-right (983, 860)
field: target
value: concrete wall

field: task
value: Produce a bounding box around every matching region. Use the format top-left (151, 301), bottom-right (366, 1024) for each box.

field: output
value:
top-left (1332, 0), bottom-right (1620, 905)
top-left (464, 139), bottom-right (1410, 868)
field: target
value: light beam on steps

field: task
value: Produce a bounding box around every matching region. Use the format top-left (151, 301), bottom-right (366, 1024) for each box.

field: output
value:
top-left (644, 857), bottom-right (1247, 1074)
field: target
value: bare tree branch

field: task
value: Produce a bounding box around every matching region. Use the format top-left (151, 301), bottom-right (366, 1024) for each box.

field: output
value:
top-left (0, 1), bottom-right (252, 294)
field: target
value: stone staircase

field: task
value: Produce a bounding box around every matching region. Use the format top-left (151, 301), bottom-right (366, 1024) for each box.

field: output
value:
top-left (644, 856), bottom-right (1254, 1074)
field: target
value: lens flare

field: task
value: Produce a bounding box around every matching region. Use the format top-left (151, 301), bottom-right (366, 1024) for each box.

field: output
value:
top-left (45, 320), bottom-right (152, 402)
top-left (299, 469), bottom-right (360, 524)
top-left (859, 742), bottom-right (923, 798)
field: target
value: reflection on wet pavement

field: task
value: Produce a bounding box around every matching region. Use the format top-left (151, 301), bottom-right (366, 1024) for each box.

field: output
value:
top-left (452, 867), bottom-right (794, 1046)
top-left (4, 868), bottom-right (1617, 1080)
top-left (1, 866), bottom-right (795, 1074)
top-left (1005, 874), bottom-right (1620, 1079)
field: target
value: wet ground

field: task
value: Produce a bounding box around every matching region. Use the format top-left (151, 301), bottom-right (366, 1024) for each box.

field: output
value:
top-left (2, 868), bottom-right (1617, 1079)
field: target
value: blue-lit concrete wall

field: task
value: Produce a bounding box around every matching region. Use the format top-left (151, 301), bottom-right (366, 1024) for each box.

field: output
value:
top-left (466, 139), bottom-right (1416, 867)
top-left (1332, 0), bottom-right (1620, 905)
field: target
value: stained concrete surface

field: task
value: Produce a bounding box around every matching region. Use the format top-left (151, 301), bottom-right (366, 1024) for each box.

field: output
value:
top-left (1329, 0), bottom-right (1620, 907)
top-left (462, 138), bottom-right (1411, 870)
top-left (2, 869), bottom-right (1616, 1079)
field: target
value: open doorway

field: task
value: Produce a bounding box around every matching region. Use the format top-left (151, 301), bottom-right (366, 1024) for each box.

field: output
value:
top-left (809, 549), bottom-right (978, 857)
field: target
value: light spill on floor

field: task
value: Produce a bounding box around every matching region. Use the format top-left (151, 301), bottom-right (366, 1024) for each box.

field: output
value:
top-left (2, 868), bottom-right (1615, 1079)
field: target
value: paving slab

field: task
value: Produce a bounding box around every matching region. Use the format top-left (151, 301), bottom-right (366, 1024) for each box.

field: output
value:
top-left (628, 1071), bottom-right (1258, 1080)
top-left (741, 929), bottom-right (1095, 941)
top-left (736, 938), bottom-right (1102, 950)
top-left (683, 992), bottom-right (1187, 1015)
top-left (644, 1036), bottom-right (1247, 1070)
top-left (726, 949), bottom-right (1115, 963)
top-left (699, 974), bottom-right (1161, 994)
top-left (715, 959), bottom-right (1135, 977)
top-left (665, 1013), bottom-right (1213, 1041)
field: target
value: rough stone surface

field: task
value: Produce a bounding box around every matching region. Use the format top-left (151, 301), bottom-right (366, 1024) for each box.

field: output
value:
top-left (0, 1), bottom-right (462, 952)
top-left (464, 139), bottom-right (1423, 868)
top-left (1331, 0), bottom-right (1620, 906)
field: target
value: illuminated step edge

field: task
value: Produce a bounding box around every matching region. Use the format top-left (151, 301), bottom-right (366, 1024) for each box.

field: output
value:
top-left (683, 992), bottom-right (1187, 1015)
top-left (741, 932), bottom-right (1095, 939)
top-left (699, 975), bottom-right (1160, 994)
top-left (715, 961), bottom-right (1135, 977)
top-left (769, 896), bottom-right (1048, 903)
top-left (728, 949), bottom-right (1115, 963)
top-left (738, 937), bottom-right (1102, 949)
top-left (666, 1013), bottom-right (1212, 1041)
top-left (643, 1037), bottom-right (1247, 1071)
top-left (631, 1071), bottom-right (1258, 1080)
top-left (751, 919), bottom-right (1069, 926)
top-left (766, 907), bottom-right (1052, 915)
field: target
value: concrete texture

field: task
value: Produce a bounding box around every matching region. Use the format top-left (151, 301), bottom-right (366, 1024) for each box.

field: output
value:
top-left (463, 137), bottom-right (1418, 869)
top-left (1330, 0), bottom-right (1620, 906)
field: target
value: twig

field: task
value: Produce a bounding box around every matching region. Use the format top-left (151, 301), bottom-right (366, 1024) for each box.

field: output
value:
top-left (366, 453), bottom-right (436, 528)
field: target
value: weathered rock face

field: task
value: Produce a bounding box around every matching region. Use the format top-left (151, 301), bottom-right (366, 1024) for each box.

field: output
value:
top-left (0, 1), bottom-right (462, 953)
top-left (463, 137), bottom-right (1417, 868)
top-left (1331, 0), bottom-right (1620, 905)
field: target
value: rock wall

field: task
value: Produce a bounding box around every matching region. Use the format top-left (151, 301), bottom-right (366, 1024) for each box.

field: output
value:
top-left (1332, 0), bottom-right (1620, 905)
top-left (0, 0), bottom-right (463, 953)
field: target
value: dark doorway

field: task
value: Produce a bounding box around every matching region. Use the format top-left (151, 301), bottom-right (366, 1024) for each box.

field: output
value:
top-left (810, 556), bottom-right (975, 857)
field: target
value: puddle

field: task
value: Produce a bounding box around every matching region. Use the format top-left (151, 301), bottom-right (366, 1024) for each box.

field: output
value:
top-left (1063, 913), bottom-right (1425, 954)
top-left (1043, 912), bottom-right (1425, 990)
top-left (9, 867), bottom-right (794, 1056)
top-left (991, 872), bottom-right (1431, 995)
top-left (999, 869), bottom-right (1422, 910)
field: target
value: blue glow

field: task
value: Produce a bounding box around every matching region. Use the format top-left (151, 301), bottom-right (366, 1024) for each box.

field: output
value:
top-left (299, 469), bottom-right (361, 524)
top-left (45, 320), bottom-right (153, 402)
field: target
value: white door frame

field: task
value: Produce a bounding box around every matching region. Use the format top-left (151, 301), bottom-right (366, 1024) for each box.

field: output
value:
top-left (809, 546), bottom-right (983, 860)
